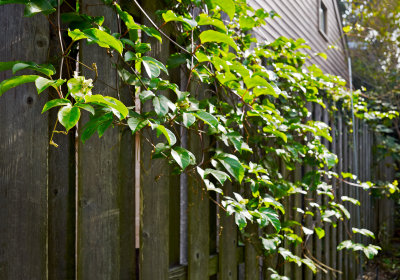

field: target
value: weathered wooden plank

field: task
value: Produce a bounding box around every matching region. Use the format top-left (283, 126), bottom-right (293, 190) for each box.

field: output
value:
top-left (0, 5), bottom-right (49, 279)
top-left (293, 164), bottom-right (302, 279)
top-left (244, 222), bottom-right (259, 280)
top-left (139, 0), bottom-right (171, 279)
top-left (219, 182), bottom-right (238, 280)
top-left (322, 107), bottom-right (331, 280)
top-left (78, 1), bottom-right (136, 279)
top-left (187, 128), bottom-right (210, 280)
top-left (304, 102), bottom-right (314, 280)
top-left (170, 165), bottom-right (181, 267)
top-left (329, 111), bottom-right (337, 279)
top-left (343, 118), bottom-right (350, 280)
top-left (314, 104), bottom-right (322, 280)
top-left (46, 6), bottom-right (76, 280)
top-left (337, 109), bottom-right (343, 280)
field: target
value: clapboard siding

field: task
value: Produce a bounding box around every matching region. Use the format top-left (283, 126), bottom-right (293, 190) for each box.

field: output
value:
top-left (249, 0), bottom-right (349, 80)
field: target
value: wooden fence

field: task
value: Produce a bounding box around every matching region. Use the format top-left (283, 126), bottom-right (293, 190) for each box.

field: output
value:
top-left (0, 1), bottom-right (395, 279)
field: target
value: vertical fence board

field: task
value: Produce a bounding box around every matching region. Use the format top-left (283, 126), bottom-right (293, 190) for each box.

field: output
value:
top-left (0, 5), bottom-right (49, 279)
top-left (139, 1), bottom-right (171, 279)
top-left (304, 102), bottom-right (314, 280)
top-left (219, 182), bottom-right (238, 280)
top-left (322, 107), bottom-right (331, 280)
top-left (293, 164), bottom-right (302, 279)
top-left (78, 1), bottom-right (135, 279)
top-left (337, 110), bottom-right (343, 280)
top-left (47, 8), bottom-right (76, 280)
top-left (187, 131), bottom-right (209, 280)
top-left (244, 223), bottom-right (259, 280)
top-left (329, 111), bottom-right (337, 279)
top-left (314, 104), bottom-right (322, 280)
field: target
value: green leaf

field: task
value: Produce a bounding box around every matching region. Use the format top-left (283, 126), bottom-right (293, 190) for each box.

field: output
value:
top-left (82, 28), bottom-right (123, 54)
top-left (81, 111), bottom-right (113, 143)
top-left (183, 112), bottom-right (196, 127)
top-left (0, 61), bottom-right (21, 71)
top-left (204, 168), bottom-right (230, 185)
top-left (127, 117), bottom-right (149, 133)
top-left (243, 75), bottom-right (271, 89)
top-left (114, 3), bottom-right (141, 30)
top-left (352, 228), bottom-right (375, 239)
top-left (162, 10), bottom-right (197, 29)
top-left (261, 237), bottom-right (280, 253)
top-left (12, 62), bottom-right (56, 77)
top-left (142, 56), bottom-right (168, 76)
top-left (215, 153), bottom-right (244, 183)
top-left (75, 103), bottom-right (95, 115)
top-left (35, 77), bottom-right (65, 94)
top-left (314, 227), bottom-right (325, 239)
top-left (0, 0), bottom-right (57, 16)
top-left (260, 207), bottom-right (281, 231)
top-left (194, 111), bottom-right (219, 128)
top-left (341, 196), bottom-right (360, 205)
top-left (199, 30), bottom-right (238, 51)
top-left (85, 94), bottom-right (128, 119)
top-left (58, 105), bottom-right (80, 131)
top-left (363, 245), bottom-right (381, 259)
top-left (124, 51), bottom-right (137, 62)
top-left (196, 14), bottom-right (227, 31)
top-left (42, 98), bottom-right (71, 113)
top-left (69, 28), bottom-right (123, 54)
top-left (0, 75), bottom-right (39, 96)
top-left (171, 147), bottom-right (191, 169)
top-left (211, 0), bottom-right (235, 19)
top-left (167, 53), bottom-right (189, 69)
top-left (23, 0), bottom-right (57, 16)
top-left (141, 26), bottom-right (162, 43)
top-left (153, 95), bottom-right (169, 116)
top-left (139, 90), bottom-right (155, 102)
top-left (155, 124), bottom-right (176, 145)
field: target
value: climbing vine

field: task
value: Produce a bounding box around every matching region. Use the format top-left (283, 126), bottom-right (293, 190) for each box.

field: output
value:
top-left (0, 0), bottom-right (398, 277)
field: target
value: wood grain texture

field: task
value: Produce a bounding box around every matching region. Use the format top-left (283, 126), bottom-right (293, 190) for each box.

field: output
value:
top-left (219, 182), bottom-right (238, 280)
top-left (139, 0), bottom-right (171, 279)
top-left (0, 5), bottom-right (49, 280)
top-left (78, 1), bottom-right (135, 279)
top-left (47, 7), bottom-right (76, 280)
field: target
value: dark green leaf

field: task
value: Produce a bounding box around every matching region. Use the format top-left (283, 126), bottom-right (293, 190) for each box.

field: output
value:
top-left (215, 153), bottom-right (244, 183)
top-left (127, 117), bottom-right (149, 133)
top-left (155, 124), bottom-right (176, 145)
top-left (139, 90), bottom-right (155, 102)
top-left (75, 103), bottom-right (95, 115)
top-left (194, 111), bottom-right (219, 128)
top-left (183, 112), bottom-right (196, 127)
top-left (171, 147), bottom-right (191, 169)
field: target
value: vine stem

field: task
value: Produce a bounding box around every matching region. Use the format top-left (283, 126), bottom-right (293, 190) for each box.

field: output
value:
top-left (131, 0), bottom-right (191, 55)
top-left (57, 0), bottom-right (64, 86)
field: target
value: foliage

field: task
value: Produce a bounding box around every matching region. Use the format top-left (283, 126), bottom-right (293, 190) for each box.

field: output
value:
top-left (0, 0), bottom-right (395, 277)
top-left (340, 0), bottom-right (400, 189)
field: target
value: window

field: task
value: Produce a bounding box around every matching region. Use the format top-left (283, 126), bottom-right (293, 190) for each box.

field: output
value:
top-left (319, 0), bottom-right (328, 38)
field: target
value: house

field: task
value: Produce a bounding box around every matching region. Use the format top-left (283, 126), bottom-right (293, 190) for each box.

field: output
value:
top-left (249, 0), bottom-right (349, 80)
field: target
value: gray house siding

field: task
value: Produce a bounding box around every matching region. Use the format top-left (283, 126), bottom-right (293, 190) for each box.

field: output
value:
top-left (249, 0), bottom-right (349, 80)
